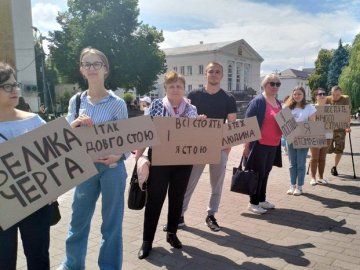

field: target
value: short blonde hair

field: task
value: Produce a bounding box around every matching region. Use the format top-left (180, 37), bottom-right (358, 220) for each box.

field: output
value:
top-left (261, 73), bottom-right (280, 89)
top-left (163, 70), bottom-right (185, 88)
top-left (79, 47), bottom-right (110, 78)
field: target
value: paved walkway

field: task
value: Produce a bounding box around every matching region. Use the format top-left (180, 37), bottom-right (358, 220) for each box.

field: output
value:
top-left (17, 126), bottom-right (359, 270)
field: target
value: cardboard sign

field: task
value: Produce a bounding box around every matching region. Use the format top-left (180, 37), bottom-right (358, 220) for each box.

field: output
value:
top-left (315, 105), bottom-right (350, 130)
top-left (74, 116), bottom-right (160, 161)
top-left (293, 122), bottom-right (327, 149)
top-left (222, 116), bottom-right (261, 149)
top-left (275, 107), bottom-right (299, 144)
top-left (151, 117), bottom-right (223, 165)
top-left (0, 118), bottom-right (98, 230)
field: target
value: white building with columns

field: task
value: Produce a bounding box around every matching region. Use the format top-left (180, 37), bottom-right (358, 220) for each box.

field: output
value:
top-left (151, 40), bottom-right (263, 98)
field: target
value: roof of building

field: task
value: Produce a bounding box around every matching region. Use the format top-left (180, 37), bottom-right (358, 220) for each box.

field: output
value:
top-left (280, 68), bottom-right (313, 79)
top-left (162, 39), bottom-right (264, 61)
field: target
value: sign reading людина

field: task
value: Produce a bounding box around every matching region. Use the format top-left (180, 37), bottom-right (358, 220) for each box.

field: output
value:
top-left (222, 116), bottom-right (261, 149)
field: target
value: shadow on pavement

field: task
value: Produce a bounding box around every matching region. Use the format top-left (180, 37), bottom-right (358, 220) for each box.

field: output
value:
top-left (143, 246), bottom-right (277, 270)
top-left (241, 209), bottom-right (356, 235)
top-left (302, 193), bottom-right (360, 210)
top-left (182, 226), bottom-right (313, 267)
top-left (325, 182), bottom-right (360, 195)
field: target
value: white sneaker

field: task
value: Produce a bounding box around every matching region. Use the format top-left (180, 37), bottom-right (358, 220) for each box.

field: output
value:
top-left (293, 187), bottom-right (302, 196)
top-left (248, 203), bottom-right (267, 214)
top-left (317, 179), bottom-right (328, 184)
top-left (287, 185), bottom-right (296, 195)
top-left (259, 201), bottom-right (275, 209)
top-left (310, 179), bottom-right (317, 186)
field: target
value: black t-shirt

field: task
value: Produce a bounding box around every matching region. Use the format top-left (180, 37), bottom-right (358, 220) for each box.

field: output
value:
top-left (188, 88), bottom-right (237, 122)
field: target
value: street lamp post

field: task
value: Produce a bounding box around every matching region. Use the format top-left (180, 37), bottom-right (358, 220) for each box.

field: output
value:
top-left (32, 26), bottom-right (50, 113)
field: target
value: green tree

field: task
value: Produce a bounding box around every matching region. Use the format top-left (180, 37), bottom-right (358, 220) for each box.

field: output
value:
top-left (338, 34), bottom-right (360, 112)
top-left (48, 0), bottom-right (165, 95)
top-left (308, 49), bottom-right (333, 96)
top-left (327, 39), bottom-right (349, 89)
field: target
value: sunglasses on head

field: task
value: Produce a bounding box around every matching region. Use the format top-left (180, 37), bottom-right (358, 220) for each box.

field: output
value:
top-left (317, 92), bottom-right (326, 96)
top-left (268, 82), bottom-right (281, 87)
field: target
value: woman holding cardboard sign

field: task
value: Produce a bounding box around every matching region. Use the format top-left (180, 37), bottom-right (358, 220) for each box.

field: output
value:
top-left (135, 71), bottom-right (198, 259)
top-left (58, 48), bottom-right (128, 270)
top-left (0, 62), bottom-right (51, 270)
top-left (284, 86), bottom-right (316, 196)
top-left (243, 74), bottom-right (283, 215)
top-left (309, 88), bottom-right (332, 185)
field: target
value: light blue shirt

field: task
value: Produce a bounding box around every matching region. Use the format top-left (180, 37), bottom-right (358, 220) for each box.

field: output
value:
top-left (66, 90), bottom-right (130, 159)
top-left (0, 114), bottom-right (45, 143)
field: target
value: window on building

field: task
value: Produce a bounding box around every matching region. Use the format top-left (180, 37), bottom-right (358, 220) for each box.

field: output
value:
top-left (173, 66), bottom-right (177, 72)
top-left (236, 63), bottom-right (241, 91)
top-left (199, 64), bottom-right (204, 75)
top-left (228, 63), bottom-right (233, 91)
top-left (199, 84), bottom-right (203, 88)
top-left (180, 66), bottom-right (185, 75)
top-left (244, 63), bottom-right (250, 90)
top-left (188, 84), bottom-right (192, 92)
top-left (187, 66), bottom-right (192, 75)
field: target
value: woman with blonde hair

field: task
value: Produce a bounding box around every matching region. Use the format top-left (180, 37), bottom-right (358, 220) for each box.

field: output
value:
top-left (243, 74), bottom-right (283, 214)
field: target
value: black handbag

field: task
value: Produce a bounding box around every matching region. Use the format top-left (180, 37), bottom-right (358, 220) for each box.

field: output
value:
top-left (128, 164), bottom-right (147, 210)
top-left (231, 156), bottom-right (259, 195)
top-left (50, 200), bottom-right (61, 226)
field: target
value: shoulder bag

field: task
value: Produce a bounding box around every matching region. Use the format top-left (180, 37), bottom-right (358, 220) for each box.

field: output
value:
top-left (128, 163), bottom-right (147, 210)
top-left (231, 156), bottom-right (259, 195)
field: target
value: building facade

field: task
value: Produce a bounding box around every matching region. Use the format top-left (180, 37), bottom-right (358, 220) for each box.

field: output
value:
top-left (0, 0), bottom-right (38, 111)
top-left (152, 40), bottom-right (263, 98)
top-left (277, 68), bottom-right (314, 102)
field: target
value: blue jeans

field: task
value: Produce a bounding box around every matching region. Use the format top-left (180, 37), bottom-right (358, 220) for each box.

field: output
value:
top-left (288, 143), bottom-right (308, 186)
top-left (64, 161), bottom-right (127, 270)
top-left (0, 205), bottom-right (51, 270)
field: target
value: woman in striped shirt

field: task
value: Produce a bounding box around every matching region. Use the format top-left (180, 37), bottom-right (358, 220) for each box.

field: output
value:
top-left (59, 47), bottom-right (128, 270)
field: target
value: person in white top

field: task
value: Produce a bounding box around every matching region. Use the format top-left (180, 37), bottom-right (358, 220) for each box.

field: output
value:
top-left (284, 86), bottom-right (316, 195)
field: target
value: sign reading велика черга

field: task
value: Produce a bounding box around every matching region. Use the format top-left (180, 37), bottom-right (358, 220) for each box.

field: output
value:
top-left (0, 117), bottom-right (98, 230)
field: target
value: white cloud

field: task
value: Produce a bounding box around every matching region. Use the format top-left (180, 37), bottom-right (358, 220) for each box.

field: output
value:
top-left (139, 0), bottom-right (360, 75)
top-left (32, 3), bottom-right (61, 35)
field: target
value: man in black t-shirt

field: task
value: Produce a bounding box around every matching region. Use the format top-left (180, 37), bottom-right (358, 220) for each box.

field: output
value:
top-left (181, 61), bottom-right (237, 231)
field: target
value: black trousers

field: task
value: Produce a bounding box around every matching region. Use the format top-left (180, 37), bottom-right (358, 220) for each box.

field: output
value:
top-left (0, 205), bottom-right (51, 270)
top-left (143, 164), bottom-right (192, 241)
top-left (249, 143), bottom-right (277, 205)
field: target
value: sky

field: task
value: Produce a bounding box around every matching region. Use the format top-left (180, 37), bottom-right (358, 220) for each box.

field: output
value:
top-left (31, 0), bottom-right (360, 75)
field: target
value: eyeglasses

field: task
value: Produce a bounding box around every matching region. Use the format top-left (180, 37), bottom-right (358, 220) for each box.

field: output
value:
top-left (317, 92), bottom-right (326, 96)
top-left (80, 61), bottom-right (104, 70)
top-left (268, 82), bottom-right (281, 87)
top-left (0, 82), bottom-right (21, 93)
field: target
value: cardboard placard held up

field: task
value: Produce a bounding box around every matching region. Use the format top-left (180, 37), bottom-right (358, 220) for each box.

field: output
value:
top-left (151, 117), bottom-right (223, 165)
top-left (222, 116), bottom-right (261, 149)
top-left (73, 116), bottom-right (160, 161)
top-left (275, 107), bottom-right (299, 144)
top-left (315, 105), bottom-right (350, 131)
top-left (0, 118), bottom-right (98, 230)
top-left (293, 122), bottom-right (327, 149)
